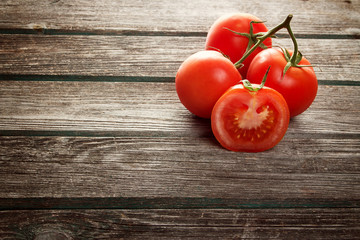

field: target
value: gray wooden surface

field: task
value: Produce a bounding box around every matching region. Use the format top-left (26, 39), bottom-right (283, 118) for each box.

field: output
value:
top-left (0, 0), bottom-right (359, 239)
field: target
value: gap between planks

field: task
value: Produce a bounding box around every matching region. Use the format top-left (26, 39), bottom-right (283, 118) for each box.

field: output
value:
top-left (0, 74), bottom-right (359, 86)
top-left (0, 28), bottom-right (359, 39)
top-left (0, 197), bottom-right (359, 210)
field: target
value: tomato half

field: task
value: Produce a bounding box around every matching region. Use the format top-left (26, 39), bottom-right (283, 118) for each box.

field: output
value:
top-left (211, 84), bottom-right (290, 152)
top-left (175, 50), bottom-right (242, 119)
top-left (205, 13), bottom-right (272, 78)
top-left (247, 48), bottom-right (318, 117)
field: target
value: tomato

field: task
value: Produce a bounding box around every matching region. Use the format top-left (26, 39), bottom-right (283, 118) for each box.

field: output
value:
top-left (211, 84), bottom-right (290, 152)
top-left (247, 48), bottom-right (318, 117)
top-left (205, 13), bottom-right (272, 78)
top-left (175, 50), bottom-right (242, 118)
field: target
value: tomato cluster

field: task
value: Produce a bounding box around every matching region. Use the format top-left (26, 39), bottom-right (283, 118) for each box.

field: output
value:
top-left (175, 13), bottom-right (318, 152)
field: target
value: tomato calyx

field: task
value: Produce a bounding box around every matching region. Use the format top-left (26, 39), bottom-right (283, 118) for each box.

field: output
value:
top-left (233, 14), bottom-right (314, 80)
top-left (280, 47), bottom-right (313, 78)
top-left (279, 20), bottom-right (313, 77)
top-left (242, 66), bottom-right (271, 92)
top-left (223, 20), bottom-right (269, 54)
top-left (234, 14), bottom-right (293, 69)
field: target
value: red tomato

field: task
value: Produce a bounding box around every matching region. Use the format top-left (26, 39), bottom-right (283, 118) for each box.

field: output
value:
top-left (205, 13), bottom-right (272, 78)
top-left (211, 84), bottom-right (290, 152)
top-left (175, 50), bottom-right (242, 118)
top-left (247, 48), bottom-right (318, 117)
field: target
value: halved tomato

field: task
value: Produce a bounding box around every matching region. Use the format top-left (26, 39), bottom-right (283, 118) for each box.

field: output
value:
top-left (211, 84), bottom-right (290, 152)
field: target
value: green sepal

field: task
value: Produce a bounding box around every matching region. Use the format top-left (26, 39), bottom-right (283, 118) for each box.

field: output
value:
top-left (249, 21), bottom-right (269, 50)
top-left (242, 80), bottom-right (257, 91)
top-left (223, 27), bottom-right (249, 37)
top-left (207, 46), bottom-right (231, 60)
top-left (283, 62), bottom-right (292, 78)
top-left (280, 47), bottom-right (291, 61)
top-left (295, 50), bottom-right (303, 64)
top-left (224, 20), bottom-right (270, 54)
top-left (242, 66), bottom-right (271, 92)
top-left (222, 27), bottom-right (252, 53)
top-left (294, 50), bottom-right (312, 68)
top-left (279, 47), bottom-right (313, 77)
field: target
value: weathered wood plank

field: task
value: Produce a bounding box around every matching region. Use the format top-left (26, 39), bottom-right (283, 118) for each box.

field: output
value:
top-left (0, 136), bottom-right (359, 198)
top-left (0, 34), bottom-right (359, 81)
top-left (0, 1), bottom-right (358, 239)
top-left (1, 83), bottom-right (357, 199)
top-left (0, 82), bottom-right (359, 136)
top-left (1, 197), bottom-right (359, 210)
top-left (0, 209), bottom-right (359, 239)
top-left (0, 0), bottom-right (359, 36)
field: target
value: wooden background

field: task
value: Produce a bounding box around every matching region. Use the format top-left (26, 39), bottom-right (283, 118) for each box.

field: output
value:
top-left (0, 0), bottom-right (359, 239)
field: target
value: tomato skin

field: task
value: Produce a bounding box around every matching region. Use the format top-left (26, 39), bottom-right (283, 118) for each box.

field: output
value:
top-left (247, 48), bottom-right (318, 117)
top-left (205, 13), bottom-right (272, 78)
top-left (175, 50), bottom-right (242, 118)
top-left (211, 84), bottom-right (290, 152)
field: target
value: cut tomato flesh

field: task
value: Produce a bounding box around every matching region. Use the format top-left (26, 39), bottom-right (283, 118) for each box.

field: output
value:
top-left (211, 84), bottom-right (290, 152)
top-left (226, 103), bottom-right (278, 142)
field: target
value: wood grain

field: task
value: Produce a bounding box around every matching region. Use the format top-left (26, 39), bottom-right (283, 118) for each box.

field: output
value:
top-left (0, 82), bottom-right (359, 136)
top-left (1, 197), bottom-right (359, 210)
top-left (1, 83), bottom-right (358, 199)
top-left (0, 34), bottom-right (359, 81)
top-left (1, 0), bottom-right (359, 238)
top-left (0, 135), bottom-right (359, 198)
top-left (0, 0), bottom-right (359, 36)
top-left (0, 209), bottom-right (359, 239)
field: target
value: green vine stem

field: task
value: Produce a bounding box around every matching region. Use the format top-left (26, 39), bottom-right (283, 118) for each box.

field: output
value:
top-left (234, 14), bottom-right (294, 69)
top-left (282, 21), bottom-right (312, 76)
top-left (286, 20), bottom-right (298, 65)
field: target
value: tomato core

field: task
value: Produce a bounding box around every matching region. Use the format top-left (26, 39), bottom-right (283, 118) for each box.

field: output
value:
top-left (227, 103), bottom-right (277, 142)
